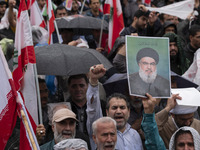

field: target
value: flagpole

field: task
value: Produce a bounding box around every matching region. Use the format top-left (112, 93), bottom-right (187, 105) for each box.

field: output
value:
top-left (20, 108), bottom-right (38, 150)
top-left (17, 95), bottom-right (40, 150)
top-left (54, 20), bottom-right (61, 43)
top-left (80, 0), bottom-right (86, 14)
top-left (33, 64), bottom-right (43, 124)
top-left (98, 15), bottom-right (105, 48)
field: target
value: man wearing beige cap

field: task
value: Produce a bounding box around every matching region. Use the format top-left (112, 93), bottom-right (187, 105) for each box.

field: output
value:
top-left (40, 108), bottom-right (90, 150)
top-left (155, 94), bottom-right (200, 149)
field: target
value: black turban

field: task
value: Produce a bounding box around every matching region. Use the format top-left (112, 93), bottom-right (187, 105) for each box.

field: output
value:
top-left (136, 48), bottom-right (159, 64)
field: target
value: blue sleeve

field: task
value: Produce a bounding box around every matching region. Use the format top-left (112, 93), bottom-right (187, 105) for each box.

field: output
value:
top-left (141, 113), bottom-right (166, 150)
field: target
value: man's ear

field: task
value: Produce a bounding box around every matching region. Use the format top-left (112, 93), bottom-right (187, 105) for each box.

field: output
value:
top-left (133, 16), bottom-right (138, 22)
top-left (52, 123), bottom-right (55, 132)
top-left (189, 35), bottom-right (193, 42)
top-left (93, 134), bottom-right (97, 144)
top-left (106, 109), bottom-right (109, 116)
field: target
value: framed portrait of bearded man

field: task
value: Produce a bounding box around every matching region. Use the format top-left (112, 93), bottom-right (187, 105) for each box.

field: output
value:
top-left (126, 36), bottom-right (171, 98)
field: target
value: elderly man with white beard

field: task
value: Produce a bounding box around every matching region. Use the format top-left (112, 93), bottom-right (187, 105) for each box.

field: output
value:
top-left (40, 108), bottom-right (90, 150)
top-left (129, 47), bottom-right (170, 97)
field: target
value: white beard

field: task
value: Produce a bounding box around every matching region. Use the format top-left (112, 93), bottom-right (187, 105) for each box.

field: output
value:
top-left (139, 68), bottom-right (157, 83)
top-left (54, 124), bottom-right (76, 143)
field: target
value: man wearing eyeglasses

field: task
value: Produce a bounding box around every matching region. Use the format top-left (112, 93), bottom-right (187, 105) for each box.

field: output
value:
top-left (129, 47), bottom-right (170, 97)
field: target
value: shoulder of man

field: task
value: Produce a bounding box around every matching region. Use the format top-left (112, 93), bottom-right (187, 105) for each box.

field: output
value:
top-left (191, 119), bottom-right (200, 132)
top-left (40, 140), bottom-right (55, 150)
top-left (120, 26), bottom-right (136, 36)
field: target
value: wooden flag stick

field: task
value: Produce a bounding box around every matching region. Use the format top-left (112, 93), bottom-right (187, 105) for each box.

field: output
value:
top-left (20, 108), bottom-right (37, 150)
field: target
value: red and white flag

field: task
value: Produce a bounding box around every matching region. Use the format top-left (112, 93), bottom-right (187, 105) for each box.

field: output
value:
top-left (27, 0), bottom-right (46, 28)
top-left (104, 0), bottom-right (124, 54)
top-left (46, 0), bottom-right (55, 44)
top-left (0, 46), bottom-right (18, 149)
top-left (13, 0), bottom-right (38, 125)
top-left (13, 0), bottom-right (39, 148)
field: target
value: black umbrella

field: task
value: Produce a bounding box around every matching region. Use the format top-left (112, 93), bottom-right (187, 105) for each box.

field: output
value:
top-left (56, 15), bottom-right (108, 35)
top-left (35, 44), bottom-right (113, 75)
top-left (171, 71), bottom-right (199, 88)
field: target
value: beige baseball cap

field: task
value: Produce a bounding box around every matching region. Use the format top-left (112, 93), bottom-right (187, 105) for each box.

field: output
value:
top-left (52, 108), bottom-right (78, 123)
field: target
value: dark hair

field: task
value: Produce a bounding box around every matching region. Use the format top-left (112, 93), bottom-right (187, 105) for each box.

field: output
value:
top-left (68, 74), bottom-right (88, 85)
top-left (38, 78), bottom-right (46, 83)
top-left (189, 24), bottom-right (200, 36)
top-left (106, 93), bottom-right (130, 110)
top-left (134, 9), bottom-right (149, 18)
top-left (174, 129), bottom-right (192, 145)
top-left (54, 5), bottom-right (67, 16)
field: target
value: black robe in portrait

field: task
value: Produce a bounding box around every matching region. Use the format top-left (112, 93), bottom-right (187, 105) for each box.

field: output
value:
top-left (129, 72), bottom-right (170, 97)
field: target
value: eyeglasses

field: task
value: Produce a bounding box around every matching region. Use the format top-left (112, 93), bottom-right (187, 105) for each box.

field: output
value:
top-left (140, 61), bottom-right (156, 66)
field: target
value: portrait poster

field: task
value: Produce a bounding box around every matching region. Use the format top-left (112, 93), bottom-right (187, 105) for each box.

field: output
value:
top-left (126, 36), bottom-right (171, 98)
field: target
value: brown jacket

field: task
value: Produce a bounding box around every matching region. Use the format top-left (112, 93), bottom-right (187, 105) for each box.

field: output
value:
top-left (155, 109), bottom-right (200, 149)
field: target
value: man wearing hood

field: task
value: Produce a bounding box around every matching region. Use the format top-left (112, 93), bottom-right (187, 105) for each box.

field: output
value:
top-left (169, 126), bottom-right (200, 150)
top-left (155, 94), bottom-right (200, 149)
top-left (163, 32), bottom-right (190, 75)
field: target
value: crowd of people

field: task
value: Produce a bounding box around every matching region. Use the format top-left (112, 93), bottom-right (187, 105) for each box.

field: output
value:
top-left (2, 0), bottom-right (200, 149)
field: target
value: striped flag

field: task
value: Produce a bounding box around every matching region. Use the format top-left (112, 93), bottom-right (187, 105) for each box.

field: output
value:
top-left (12, 0), bottom-right (39, 148)
top-left (46, 0), bottom-right (55, 44)
top-left (13, 0), bottom-right (38, 125)
top-left (104, 0), bottom-right (124, 53)
top-left (27, 0), bottom-right (46, 28)
top-left (0, 46), bottom-right (18, 149)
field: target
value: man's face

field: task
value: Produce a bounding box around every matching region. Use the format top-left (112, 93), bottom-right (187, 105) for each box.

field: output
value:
top-left (56, 9), bottom-right (67, 18)
top-left (135, 16), bottom-right (147, 30)
top-left (89, 0), bottom-right (100, 12)
top-left (190, 31), bottom-right (200, 49)
top-left (175, 133), bottom-right (194, 150)
top-left (165, 26), bottom-right (175, 34)
top-left (106, 98), bottom-right (130, 132)
top-left (0, 4), bottom-right (6, 16)
top-left (163, 14), bottom-right (174, 23)
top-left (170, 42), bottom-right (178, 56)
top-left (93, 121), bottom-right (117, 150)
top-left (72, 0), bottom-right (79, 12)
top-left (52, 118), bottom-right (76, 143)
top-left (39, 82), bottom-right (48, 109)
top-left (129, 96), bottom-right (142, 109)
top-left (173, 113), bottom-right (194, 128)
top-left (60, 29), bottom-right (74, 44)
top-left (139, 57), bottom-right (157, 76)
top-left (37, 0), bottom-right (46, 10)
top-left (69, 78), bottom-right (88, 103)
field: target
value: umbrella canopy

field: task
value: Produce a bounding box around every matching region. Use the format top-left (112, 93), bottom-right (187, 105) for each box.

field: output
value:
top-left (56, 15), bottom-right (108, 35)
top-left (35, 44), bottom-right (113, 75)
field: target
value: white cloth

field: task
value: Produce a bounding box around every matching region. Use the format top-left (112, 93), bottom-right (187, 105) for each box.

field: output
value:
top-left (54, 138), bottom-right (88, 150)
top-left (116, 123), bottom-right (143, 150)
top-left (182, 49), bottom-right (200, 87)
top-left (170, 105), bottom-right (198, 115)
top-left (0, 8), bottom-right (18, 29)
top-left (86, 83), bottom-right (103, 150)
top-left (147, 0), bottom-right (194, 20)
top-left (169, 126), bottom-right (200, 150)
